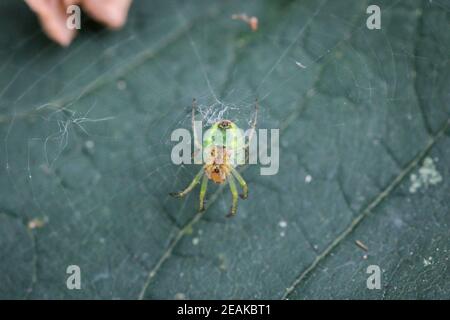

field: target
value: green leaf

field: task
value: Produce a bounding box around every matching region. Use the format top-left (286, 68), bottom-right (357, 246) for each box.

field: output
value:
top-left (0, 0), bottom-right (448, 299)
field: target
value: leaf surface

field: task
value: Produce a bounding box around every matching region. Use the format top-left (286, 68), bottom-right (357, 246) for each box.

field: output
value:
top-left (0, 0), bottom-right (448, 299)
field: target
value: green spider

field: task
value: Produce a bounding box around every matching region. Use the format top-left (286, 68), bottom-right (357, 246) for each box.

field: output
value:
top-left (170, 98), bottom-right (258, 217)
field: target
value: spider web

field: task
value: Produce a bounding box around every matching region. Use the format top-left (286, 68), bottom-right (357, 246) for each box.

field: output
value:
top-left (0, 0), bottom-right (449, 299)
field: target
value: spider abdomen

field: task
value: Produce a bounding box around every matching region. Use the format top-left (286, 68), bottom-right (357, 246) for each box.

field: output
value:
top-left (204, 145), bottom-right (232, 184)
top-left (202, 120), bottom-right (245, 171)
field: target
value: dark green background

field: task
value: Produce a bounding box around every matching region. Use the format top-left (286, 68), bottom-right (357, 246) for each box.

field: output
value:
top-left (0, 0), bottom-right (448, 299)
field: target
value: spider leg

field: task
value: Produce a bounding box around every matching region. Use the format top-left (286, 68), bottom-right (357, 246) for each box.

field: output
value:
top-left (169, 167), bottom-right (204, 198)
top-left (192, 98), bottom-right (202, 150)
top-left (226, 175), bottom-right (239, 218)
top-left (230, 167), bottom-right (248, 199)
top-left (199, 173), bottom-right (209, 212)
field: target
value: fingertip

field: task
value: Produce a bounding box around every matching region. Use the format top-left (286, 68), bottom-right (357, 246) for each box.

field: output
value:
top-left (58, 30), bottom-right (77, 47)
top-left (84, 0), bottom-right (132, 29)
top-left (26, 0), bottom-right (77, 46)
top-left (45, 25), bottom-right (76, 47)
top-left (103, 6), bottom-right (128, 29)
top-left (106, 0), bottom-right (133, 29)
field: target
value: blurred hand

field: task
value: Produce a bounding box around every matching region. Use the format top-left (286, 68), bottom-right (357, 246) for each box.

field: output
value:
top-left (25, 0), bottom-right (133, 46)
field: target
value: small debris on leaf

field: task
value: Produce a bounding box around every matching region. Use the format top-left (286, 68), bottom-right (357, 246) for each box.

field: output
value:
top-left (231, 13), bottom-right (258, 31)
top-left (305, 174), bottom-right (312, 183)
top-left (175, 292), bottom-right (186, 300)
top-left (423, 256), bottom-right (433, 267)
top-left (218, 253), bottom-right (227, 271)
top-left (295, 61), bottom-right (307, 69)
top-left (192, 237), bottom-right (200, 246)
top-left (278, 220), bottom-right (288, 228)
top-left (355, 240), bottom-right (368, 251)
top-left (27, 217), bottom-right (48, 230)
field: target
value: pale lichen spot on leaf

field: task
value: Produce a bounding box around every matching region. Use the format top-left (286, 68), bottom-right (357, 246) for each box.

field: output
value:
top-left (409, 157), bottom-right (442, 193)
